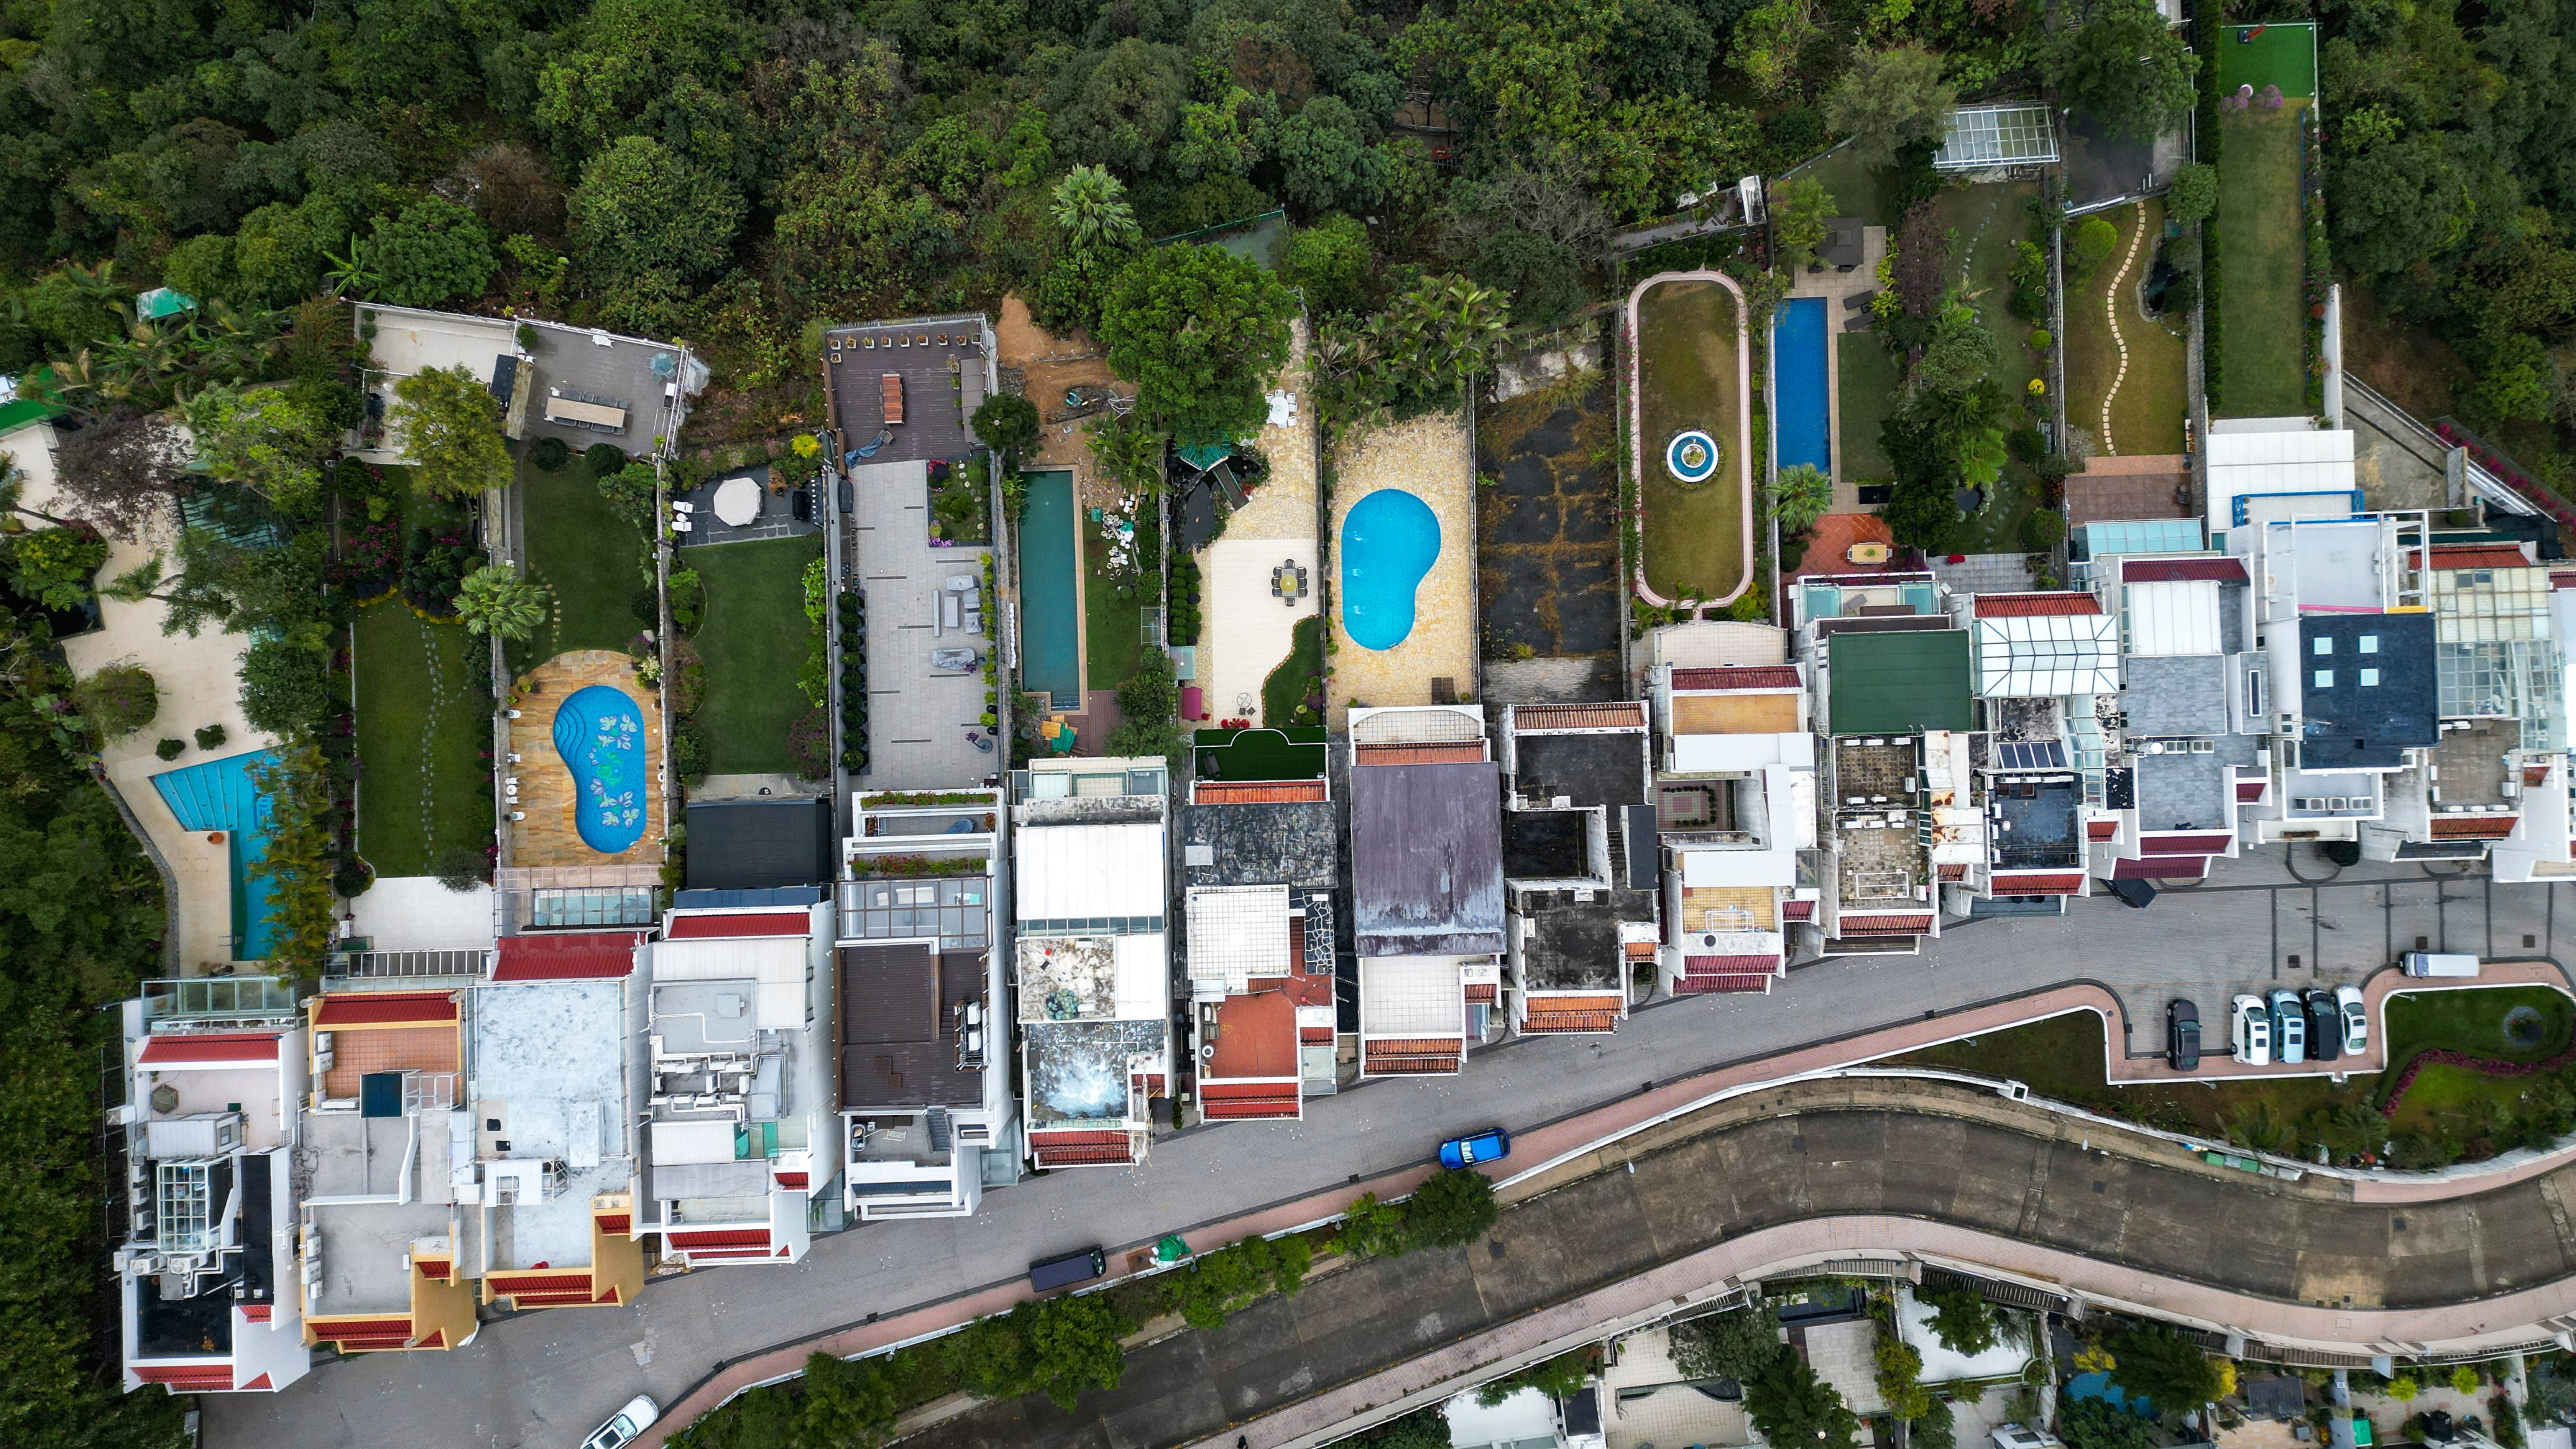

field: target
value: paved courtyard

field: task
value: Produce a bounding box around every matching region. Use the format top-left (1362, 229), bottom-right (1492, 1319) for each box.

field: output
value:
top-left (844, 457), bottom-right (996, 788)
top-left (1324, 413), bottom-right (1478, 724)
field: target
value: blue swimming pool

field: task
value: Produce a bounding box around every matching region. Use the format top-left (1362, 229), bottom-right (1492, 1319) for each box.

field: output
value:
top-left (1339, 489), bottom-right (1441, 651)
top-left (553, 685), bottom-right (649, 853)
top-left (1774, 296), bottom-right (1831, 474)
top-left (2065, 1373), bottom-right (2154, 1418)
top-left (1018, 469), bottom-right (1081, 708)
top-left (152, 749), bottom-right (281, 961)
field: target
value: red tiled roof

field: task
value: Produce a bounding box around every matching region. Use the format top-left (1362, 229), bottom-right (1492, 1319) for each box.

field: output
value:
top-left (774, 1172), bottom-right (809, 1190)
top-left (2122, 557), bottom-right (2248, 583)
top-left (138, 1032), bottom-right (280, 1065)
top-left (2529, 764), bottom-right (2556, 786)
top-left (1034, 1143), bottom-right (1137, 1165)
top-left (314, 992), bottom-right (459, 1027)
top-left (2431, 816), bottom-right (2519, 839)
top-left (311, 1317), bottom-right (411, 1338)
top-left (1029, 1128), bottom-right (1132, 1146)
top-left (1354, 742), bottom-right (1486, 765)
top-left (1839, 914), bottom-right (1933, 934)
top-left (1202, 1096), bottom-right (1302, 1118)
top-left (1672, 665), bottom-right (1802, 692)
top-left (2142, 833), bottom-right (2234, 854)
top-left (1990, 872), bottom-right (2085, 895)
top-left (665, 912), bottom-right (808, 939)
top-left (1513, 702), bottom-right (1646, 731)
top-left (1973, 592), bottom-right (2102, 618)
top-left (1464, 983), bottom-right (1498, 1002)
top-left (1675, 973), bottom-right (1775, 994)
top-left (1194, 780), bottom-right (1329, 803)
top-left (1201, 1079), bottom-right (1299, 1097)
top-left (1532, 992), bottom-right (1623, 1012)
top-left (240, 1304), bottom-right (272, 1323)
top-left (2555, 571), bottom-right (2576, 591)
top-left (413, 1259), bottom-right (450, 1280)
top-left (486, 1273), bottom-right (589, 1295)
top-left (1685, 954), bottom-right (1781, 973)
top-left (1521, 1009), bottom-right (1620, 1034)
top-left (2236, 781), bottom-right (2266, 802)
top-left (133, 1363), bottom-right (234, 1390)
top-left (1362, 1053), bottom-right (1461, 1075)
top-left (1363, 1036), bottom-right (1465, 1056)
top-left (1783, 899), bottom-right (1815, 920)
top-left (1624, 939), bottom-right (1658, 959)
top-left (2114, 857), bottom-right (2205, 880)
top-left (593, 1214), bottom-right (630, 1234)
top-left (669, 1228), bottom-right (769, 1249)
top-left (491, 932), bottom-right (641, 981)
top-left (2087, 820), bottom-right (2118, 841)
top-left (1936, 863), bottom-right (1967, 881)
top-left (2427, 543), bottom-right (2534, 569)
top-left (241, 1373), bottom-right (274, 1389)
top-left (499, 1290), bottom-right (598, 1306)
top-left (414, 1330), bottom-right (445, 1350)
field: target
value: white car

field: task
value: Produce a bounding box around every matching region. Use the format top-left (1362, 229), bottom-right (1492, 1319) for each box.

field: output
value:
top-left (583, 1395), bottom-right (660, 1449)
top-left (2336, 983), bottom-right (2368, 1055)
top-left (2231, 993), bottom-right (2272, 1065)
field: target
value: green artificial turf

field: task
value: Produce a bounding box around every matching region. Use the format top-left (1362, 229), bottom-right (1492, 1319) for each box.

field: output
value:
top-left (1194, 722), bottom-right (1329, 782)
top-left (1834, 336), bottom-right (1902, 484)
top-left (2214, 20), bottom-right (2319, 100)
top-left (352, 601), bottom-right (493, 879)
top-left (2215, 108), bottom-right (2309, 418)
top-left (514, 457), bottom-right (650, 671)
top-left (1083, 512), bottom-right (1146, 690)
top-left (686, 535), bottom-right (825, 776)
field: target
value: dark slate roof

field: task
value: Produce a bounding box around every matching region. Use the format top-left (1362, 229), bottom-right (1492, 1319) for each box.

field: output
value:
top-left (1181, 799), bottom-right (1338, 889)
top-left (685, 798), bottom-right (835, 890)
top-left (2244, 1377), bottom-right (2306, 1420)
top-left (837, 942), bottom-right (987, 1110)
top-left (1514, 885), bottom-right (1654, 990)
top-left (1621, 804), bottom-right (1658, 892)
top-left (1503, 808), bottom-right (1586, 878)
top-left (2123, 654), bottom-right (2229, 737)
top-left (1351, 761), bottom-right (1505, 956)
top-left (1509, 730), bottom-right (1649, 810)
top-left (2297, 613), bottom-right (2436, 769)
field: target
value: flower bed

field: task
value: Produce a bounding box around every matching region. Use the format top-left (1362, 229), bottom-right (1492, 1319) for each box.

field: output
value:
top-left (2379, 1039), bottom-right (2576, 1119)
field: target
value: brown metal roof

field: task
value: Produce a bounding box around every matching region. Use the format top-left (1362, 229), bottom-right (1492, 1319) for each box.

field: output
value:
top-left (1512, 702), bottom-right (1647, 731)
top-left (837, 942), bottom-right (987, 1110)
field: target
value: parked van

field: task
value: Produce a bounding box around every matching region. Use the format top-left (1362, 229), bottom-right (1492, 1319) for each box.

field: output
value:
top-left (2402, 952), bottom-right (2480, 978)
top-left (1028, 1246), bottom-right (1107, 1293)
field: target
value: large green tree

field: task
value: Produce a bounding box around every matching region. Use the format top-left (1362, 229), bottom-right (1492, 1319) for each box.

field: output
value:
top-left (1668, 1302), bottom-right (1785, 1382)
top-left (2046, 0), bottom-right (2197, 142)
top-left (2106, 1326), bottom-right (2228, 1414)
top-left (1098, 243), bottom-right (1296, 447)
top-left (391, 365), bottom-right (515, 500)
top-left (1826, 45), bottom-right (1958, 164)
top-left (1743, 1345), bottom-right (1861, 1449)
top-left (367, 198), bottom-right (498, 309)
top-left (182, 384), bottom-right (343, 512)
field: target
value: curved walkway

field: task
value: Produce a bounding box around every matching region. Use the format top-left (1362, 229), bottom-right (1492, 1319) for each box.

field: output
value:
top-left (2095, 199), bottom-right (2150, 454)
top-left (914, 1078), bottom-right (2576, 1449)
top-left (1625, 269), bottom-right (1754, 610)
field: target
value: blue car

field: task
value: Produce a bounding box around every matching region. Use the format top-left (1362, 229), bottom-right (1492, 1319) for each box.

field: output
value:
top-left (1439, 1127), bottom-right (1512, 1170)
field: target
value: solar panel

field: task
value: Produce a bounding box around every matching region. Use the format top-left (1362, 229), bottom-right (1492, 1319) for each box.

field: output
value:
top-left (1996, 741), bottom-right (2069, 771)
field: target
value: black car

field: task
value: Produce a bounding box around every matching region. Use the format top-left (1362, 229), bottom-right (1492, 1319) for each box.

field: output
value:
top-left (2306, 988), bottom-right (2343, 1063)
top-left (2166, 997), bottom-right (2201, 1071)
top-left (2107, 877), bottom-right (2158, 909)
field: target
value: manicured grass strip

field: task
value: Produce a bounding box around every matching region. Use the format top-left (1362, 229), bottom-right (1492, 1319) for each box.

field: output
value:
top-left (1083, 513), bottom-right (1144, 689)
top-left (687, 535), bottom-right (825, 776)
top-left (2215, 108), bottom-right (2309, 418)
top-left (1794, 146), bottom-right (1900, 229)
top-left (1195, 721), bottom-right (1328, 782)
top-left (354, 602), bottom-right (492, 879)
top-left (2214, 20), bottom-right (2318, 100)
top-left (1636, 278), bottom-right (1748, 602)
top-left (1259, 614), bottom-right (1324, 728)
top-left (1835, 336), bottom-right (1902, 483)
top-left (515, 457), bottom-right (648, 669)
top-left (2382, 987), bottom-right (2573, 1071)
top-left (2063, 199), bottom-right (2190, 457)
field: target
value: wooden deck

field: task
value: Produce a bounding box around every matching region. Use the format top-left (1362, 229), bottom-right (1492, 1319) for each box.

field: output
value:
top-left (506, 651), bottom-right (666, 870)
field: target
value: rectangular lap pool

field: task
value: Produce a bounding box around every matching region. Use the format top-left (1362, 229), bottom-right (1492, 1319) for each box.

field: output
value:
top-left (1018, 468), bottom-right (1082, 709)
top-left (1773, 296), bottom-right (1831, 475)
top-left (151, 749), bottom-right (281, 961)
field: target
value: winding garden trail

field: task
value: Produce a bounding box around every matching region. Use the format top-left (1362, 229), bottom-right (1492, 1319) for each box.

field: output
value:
top-left (2097, 200), bottom-right (2150, 454)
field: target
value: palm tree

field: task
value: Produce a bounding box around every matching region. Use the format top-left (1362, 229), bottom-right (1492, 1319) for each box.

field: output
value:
top-left (1051, 166), bottom-right (1142, 255)
top-left (2226, 1101), bottom-right (2292, 1155)
top-left (453, 564), bottom-right (552, 641)
top-left (323, 237), bottom-right (381, 300)
top-left (1774, 464), bottom-right (1832, 533)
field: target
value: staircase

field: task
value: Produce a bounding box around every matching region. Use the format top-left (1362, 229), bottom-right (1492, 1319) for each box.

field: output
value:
top-left (926, 1106), bottom-right (952, 1153)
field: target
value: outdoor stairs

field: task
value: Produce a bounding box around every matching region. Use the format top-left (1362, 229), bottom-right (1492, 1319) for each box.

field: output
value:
top-left (926, 1106), bottom-right (952, 1152)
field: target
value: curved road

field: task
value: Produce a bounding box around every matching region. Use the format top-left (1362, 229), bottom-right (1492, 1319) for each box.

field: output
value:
top-left (208, 858), bottom-right (2576, 1448)
top-left (913, 1080), bottom-right (2576, 1449)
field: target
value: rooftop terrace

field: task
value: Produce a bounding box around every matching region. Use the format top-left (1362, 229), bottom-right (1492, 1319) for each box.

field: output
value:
top-left (837, 943), bottom-right (987, 1111)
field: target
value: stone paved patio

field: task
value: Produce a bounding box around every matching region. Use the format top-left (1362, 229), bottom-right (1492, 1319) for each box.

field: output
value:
top-left (1196, 323), bottom-right (1319, 727)
top-left (505, 651), bottom-right (663, 870)
top-left (1325, 412), bottom-right (1478, 725)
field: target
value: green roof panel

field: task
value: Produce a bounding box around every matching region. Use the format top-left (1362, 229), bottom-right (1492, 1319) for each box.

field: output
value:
top-left (1827, 630), bottom-right (1973, 736)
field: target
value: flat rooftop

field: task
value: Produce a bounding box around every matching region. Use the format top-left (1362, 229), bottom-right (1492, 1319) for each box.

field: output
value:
top-left (2124, 654), bottom-right (2229, 738)
top-left (2298, 613), bottom-right (2436, 768)
top-left (1826, 630), bottom-right (1973, 736)
top-left (823, 316), bottom-right (984, 468)
top-left (1992, 776), bottom-right (2082, 870)
top-left (1351, 760), bottom-right (1505, 957)
top-left (474, 981), bottom-right (629, 1270)
top-left (1509, 730), bottom-right (1648, 810)
top-left (1835, 814), bottom-right (1926, 902)
top-left (1205, 988), bottom-right (1296, 1080)
top-left (838, 943), bottom-right (987, 1111)
top-left (1359, 955), bottom-right (1466, 1036)
top-left (1016, 933), bottom-right (1166, 1022)
top-left (1024, 1018), bottom-right (1165, 1127)
top-left (2433, 718), bottom-right (2514, 806)
top-left (1832, 739), bottom-right (1916, 803)
top-left (307, 1199), bottom-right (454, 1318)
top-left (1515, 886), bottom-right (1652, 991)
top-left (1503, 808), bottom-right (1588, 879)
top-left (845, 456), bottom-right (996, 790)
top-left (1180, 799), bottom-right (1339, 889)
top-left (839, 868), bottom-right (994, 947)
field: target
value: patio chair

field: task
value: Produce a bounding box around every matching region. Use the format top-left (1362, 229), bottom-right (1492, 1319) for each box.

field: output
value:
top-left (672, 500), bottom-right (695, 513)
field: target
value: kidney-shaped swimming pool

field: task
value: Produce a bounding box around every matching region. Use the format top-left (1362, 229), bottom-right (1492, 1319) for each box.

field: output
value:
top-left (553, 685), bottom-right (649, 854)
top-left (1339, 488), bottom-right (1441, 651)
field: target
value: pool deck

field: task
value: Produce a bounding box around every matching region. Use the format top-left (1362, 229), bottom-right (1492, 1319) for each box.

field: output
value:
top-left (4, 420), bottom-right (276, 972)
top-left (1625, 271), bottom-right (1754, 610)
top-left (1324, 411), bottom-right (1478, 726)
top-left (505, 651), bottom-right (665, 870)
top-left (1786, 228), bottom-right (1889, 512)
top-left (1195, 321), bottom-right (1319, 727)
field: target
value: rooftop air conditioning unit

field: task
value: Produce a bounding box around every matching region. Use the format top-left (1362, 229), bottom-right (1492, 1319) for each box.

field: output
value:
top-left (1696, 932), bottom-right (1722, 950)
top-left (2190, 741), bottom-right (2214, 754)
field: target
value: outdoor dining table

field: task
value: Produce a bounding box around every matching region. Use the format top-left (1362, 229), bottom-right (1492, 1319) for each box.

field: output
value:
top-left (711, 476), bottom-right (762, 527)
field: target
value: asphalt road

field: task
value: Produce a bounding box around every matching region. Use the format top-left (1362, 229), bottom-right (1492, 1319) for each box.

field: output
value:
top-left (206, 851), bottom-right (2571, 1449)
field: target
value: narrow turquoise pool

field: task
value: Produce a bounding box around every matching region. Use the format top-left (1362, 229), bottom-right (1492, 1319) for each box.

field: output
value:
top-left (151, 749), bottom-right (281, 961)
top-left (1339, 489), bottom-right (1441, 651)
top-left (553, 685), bottom-right (648, 853)
top-left (1018, 468), bottom-right (1081, 708)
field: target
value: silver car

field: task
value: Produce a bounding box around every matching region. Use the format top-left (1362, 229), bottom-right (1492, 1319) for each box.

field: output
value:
top-left (2270, 988), bottom-right (2306, 1065)
top-left (2336, 983), bottom-right (2368, 1055)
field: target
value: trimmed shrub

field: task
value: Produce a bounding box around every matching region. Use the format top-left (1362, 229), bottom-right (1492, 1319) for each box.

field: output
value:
top-left (155, 737), bottom-right (187, 760)
top-left (530, 435), bottom-right (570, 472)
top-left (584, 442), bottom-right (629, 477)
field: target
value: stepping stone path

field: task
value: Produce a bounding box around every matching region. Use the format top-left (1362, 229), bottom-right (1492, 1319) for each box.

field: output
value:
top-left (2097, 200), bottom-right (2151, 455)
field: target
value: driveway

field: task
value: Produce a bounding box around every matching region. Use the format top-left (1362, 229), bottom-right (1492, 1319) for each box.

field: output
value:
top-left (204, 853), bottom-right (2570, 1449)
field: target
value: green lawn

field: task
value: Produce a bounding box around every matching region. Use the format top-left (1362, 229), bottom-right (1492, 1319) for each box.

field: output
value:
top-left (2216, 107), bottom-right (2309, 418)
top-left (1935, 181), bottom-right (2042, 388)
top-left (1793, 146), bottom-right (1900, 228)
top-left (1835, 335), bottom-right (1902, 484)
top-left (1195, 724), bottom-right (1328, 781)
top-left (1259, 615), bottom-right (1323, 727)
top-left (686, 535), bottom-right (823, 776)
top-left (513, 456), bottom-right (649, 671)
top-left (2381, 986), bottom-right (2573, 1078)
top-left (1083, 513), bottom-right (1145, 690)
top-left (2214, 20), bottom-right (2318, 100)
top-left (353, 601), bottom-right (493, 880)
top-left (2065, 198), bottom-right (2191, 457)
top-left (1636, 277), bottom-right (1750, 603)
